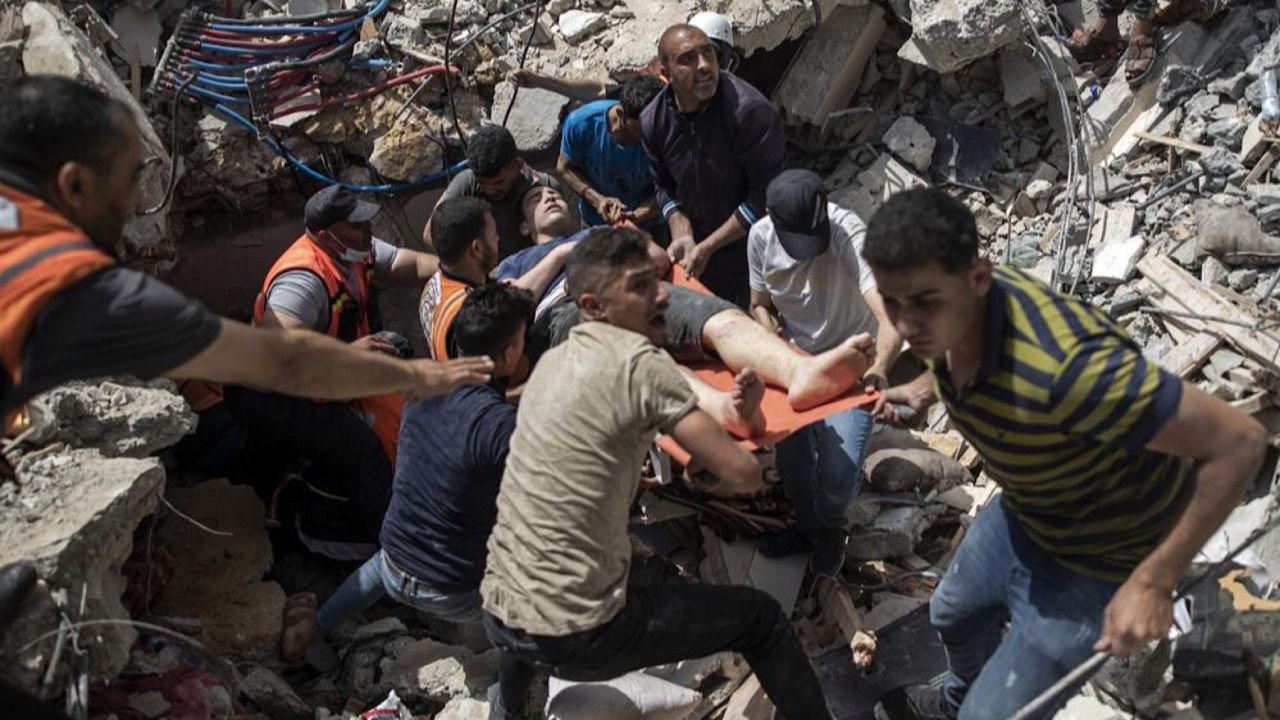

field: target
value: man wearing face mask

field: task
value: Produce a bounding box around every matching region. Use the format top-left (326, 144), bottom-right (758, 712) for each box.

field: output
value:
top-left (640, 24), bottom-right (785, 308)
top-left (224, 185), bottom-right (443, 562)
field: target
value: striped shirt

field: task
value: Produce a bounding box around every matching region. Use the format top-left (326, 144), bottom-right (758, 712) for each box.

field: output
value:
top-left (931, 266), bottom-right (1193, 581)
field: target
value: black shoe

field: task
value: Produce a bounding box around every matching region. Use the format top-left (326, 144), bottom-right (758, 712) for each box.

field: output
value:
top-left (874, 683), bottom-right (951, 720)
top-left (811, 526), bottom-right (847, 578)
top-left (757, 529), bottom-right (812, 558)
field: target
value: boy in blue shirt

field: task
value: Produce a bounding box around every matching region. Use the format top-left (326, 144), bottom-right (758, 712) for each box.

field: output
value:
top-left (556, 76), bottom-right (665, 230)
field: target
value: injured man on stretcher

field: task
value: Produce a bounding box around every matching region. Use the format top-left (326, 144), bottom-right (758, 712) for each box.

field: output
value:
top-left (497, 185), bottom-right (876, 437)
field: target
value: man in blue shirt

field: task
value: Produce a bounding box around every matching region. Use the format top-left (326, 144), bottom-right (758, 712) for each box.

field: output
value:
top-left (556, 76), bottom-right (665, 230)
top-left (282, 284), bottom-right (535, 659)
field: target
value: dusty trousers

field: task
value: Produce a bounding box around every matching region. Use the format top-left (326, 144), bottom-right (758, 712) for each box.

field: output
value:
top-left (484, 582), bottom-right (835, 719)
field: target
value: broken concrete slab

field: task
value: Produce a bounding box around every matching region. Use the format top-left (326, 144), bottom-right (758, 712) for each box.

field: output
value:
top-left (859, 154), bottom-right (930, 201)
top-left (1086, 205), bottom-right (1137, 250)
top-left (406, 649), bottom-right (502, 705)
top-left (700, 529), bottom-right (807, 615)
top-left (894, 0), bottom-right (1021, 73)
top-left (22, 2), bottom-right (173, 258)
top-left (772, 4), bottom-right (885, 125)
top-left (999, 44), bottom-right (1047, 113)
top-left (1091, 235), bottom-right (1146, 284)
top-left (437, 697), bottom-right (491, 720)
top-left (846, 504), bottom-right (945, 561)
top-left (150, 479), bottom-right (285, 660)
top-left (25, 380), bottom-right (196, 458)
top-left (557, 9), bottom-right (606, 44)
top-left (110, 4), bottom-right (160, 67)
top-left (1240, 117), bottom-right (1270, 165)
top-left (0, 450), bottom-right (164, 692)
top-left (489, 82), bottom-right (570, 155)
top-left (881, 116), bottom-right (936, 173)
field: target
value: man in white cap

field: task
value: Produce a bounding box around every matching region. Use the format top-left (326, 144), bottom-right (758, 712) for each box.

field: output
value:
top-left (748, 168), bottom-right (903, 573)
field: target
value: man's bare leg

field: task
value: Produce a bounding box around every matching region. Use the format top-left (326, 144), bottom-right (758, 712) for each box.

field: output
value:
top-left (679, 367), bottom-right (767, 438)
top-left (701, 311), bottom-right (875, 410)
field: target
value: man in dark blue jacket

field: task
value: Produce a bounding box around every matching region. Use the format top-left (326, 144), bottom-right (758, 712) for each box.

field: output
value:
top-left (640, 24), bottom-right (786, 308)
top-left (282, 284), bottom-right (534, 658)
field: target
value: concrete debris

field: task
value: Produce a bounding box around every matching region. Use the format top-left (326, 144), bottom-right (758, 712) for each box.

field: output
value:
top-left (1091, 235), bottom-right (1146, 284)
top-left (150, 479), bottom-right (286, 660)
top-left (1195, 201), bottom-right (1280, 265)
top-left (846, 504), bottom-right (946, 561)
top-left (490, 82), bottom-right (572, 155)
top-left (438, 697), bottom-right (492, 720)
top-left (546, 671), bottom-right (702, 719)
top-left (773, 4), bottom-right (886, 126)
top-left (0, 450), bottom-right (164, 692)
top-left (863, 448), bottom-right (969, 494)
top-left (24, 379), bottom-right (196, 458)
top-left (894, 0), bottom-right (1022, 73)
top-left (881, 116), bottom-right (936, 173)
top-left (556, 9), bottom-right (607, 45)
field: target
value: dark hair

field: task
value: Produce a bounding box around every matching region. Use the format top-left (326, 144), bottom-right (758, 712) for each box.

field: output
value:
top-left (0, 76), bottom-right (131, 188)
top-left (466, 124), bottom-right (518, 177)
top-left (618, 76), bottom-right (664, 119)
top-left (453, 283), bottom-right (535, 359)
top-left (864, 189), bottom-right (980, 273)
top-left (566, 226), bottom-right (652, 299)
top-left (431, 197), bottom-right (491, 264)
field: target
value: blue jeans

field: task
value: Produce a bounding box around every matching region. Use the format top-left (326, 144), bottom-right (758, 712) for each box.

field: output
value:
top-left (775, 408), bottom-right (873, 540)
top-left (315, 550), bottom-right (482, 634)
top-left (932, 501), bottom-right (1121, 720)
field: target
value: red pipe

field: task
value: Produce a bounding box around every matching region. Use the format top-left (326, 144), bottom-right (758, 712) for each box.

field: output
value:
top-left (195, 31), bottom-right (338, 48)
top-left (269, 64), bottom-right (459, 118)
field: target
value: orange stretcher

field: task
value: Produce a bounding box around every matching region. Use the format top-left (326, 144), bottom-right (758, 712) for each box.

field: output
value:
top-left (654, 265), bottom-right (879, 466)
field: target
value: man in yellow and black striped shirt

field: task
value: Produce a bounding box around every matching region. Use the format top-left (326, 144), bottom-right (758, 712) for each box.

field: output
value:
top-left (865, 189), bottom-right (1266, 720)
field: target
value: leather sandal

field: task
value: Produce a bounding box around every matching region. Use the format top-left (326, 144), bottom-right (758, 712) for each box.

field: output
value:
top-left (1065, 26), bottom-right (1123, 63)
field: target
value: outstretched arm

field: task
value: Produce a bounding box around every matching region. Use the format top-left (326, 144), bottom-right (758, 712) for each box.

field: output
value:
top-left (168, 319), bottom-right (492, 401)
top-left (668, 408), bottom-right (766, 496)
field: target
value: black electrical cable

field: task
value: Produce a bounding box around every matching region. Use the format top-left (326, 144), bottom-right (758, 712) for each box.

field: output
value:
top-left (502, 0), bottom-right (546, 127)
top-left (443, 0), bottom-right (467, 152)
top-left (138, 74), bottom-right (196, 216)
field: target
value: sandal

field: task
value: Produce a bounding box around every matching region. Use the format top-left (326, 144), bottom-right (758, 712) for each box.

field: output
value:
top-left (1125, 31), bottom-right (1158, 88)
top-left (280, 592), bottom-right (318, 662)
top-left (1065, 26), bottom-right (1123, 63)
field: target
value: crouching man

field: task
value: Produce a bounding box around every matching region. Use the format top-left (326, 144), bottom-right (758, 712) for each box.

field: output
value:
top-left (283, 284), bottom-right (534, 659)
top-left (481, 227), bottom-right (836, 720)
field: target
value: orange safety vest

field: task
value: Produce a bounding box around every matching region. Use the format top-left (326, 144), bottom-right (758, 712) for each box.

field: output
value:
top-left (0, 182), bottom-right (114, 400)
top-left (253, 234), bottom-right (402, 466)
top-left (422, 271), bottom-right (475, 361)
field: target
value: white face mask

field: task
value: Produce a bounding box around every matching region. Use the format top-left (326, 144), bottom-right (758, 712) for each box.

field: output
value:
top-left (340, 246), bottom-right (371, 263)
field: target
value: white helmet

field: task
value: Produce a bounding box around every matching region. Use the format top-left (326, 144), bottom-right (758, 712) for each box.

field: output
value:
top-left (689, 11), bottom-right (733, 47)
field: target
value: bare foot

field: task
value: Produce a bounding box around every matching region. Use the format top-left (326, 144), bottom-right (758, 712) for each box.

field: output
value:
top-left (728, 368), bottom-right (767, 438)
top-left (788, 333), bottom-right (875, 410)
top-left (704, 369), bottom-right (767, 439)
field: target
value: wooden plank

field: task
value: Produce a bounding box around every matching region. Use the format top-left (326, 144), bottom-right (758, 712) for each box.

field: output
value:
top-left (723, 675), bottom-right (776, 720)
top-left (1137, 254), bottom-right (1280, 375)
top-left (1244, 146), bottom-right (1279, 188)
top-left (1156, 332), bottom-right (1222, 377)
top-left (1134, 131), bottom-right (1212, 155)
top-left (817, 578), bottom-right (876, 669)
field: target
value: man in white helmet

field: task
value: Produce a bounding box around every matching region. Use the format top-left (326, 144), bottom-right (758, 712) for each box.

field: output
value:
top-left (508, 12), bottom-right (739, 100)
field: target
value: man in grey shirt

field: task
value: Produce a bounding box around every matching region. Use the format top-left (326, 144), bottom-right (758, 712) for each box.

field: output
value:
top-left (435, 124), bottom-right (569, 260)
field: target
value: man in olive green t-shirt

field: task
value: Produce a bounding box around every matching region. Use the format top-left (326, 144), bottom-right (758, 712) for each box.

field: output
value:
top-left (480, 227), bottom-right (835, 720)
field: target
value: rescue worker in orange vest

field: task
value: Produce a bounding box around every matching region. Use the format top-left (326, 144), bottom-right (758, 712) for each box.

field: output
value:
top-left (224, 185), bottom-right (442, 563)
top-left (0, 76), bottom-right (491, 718)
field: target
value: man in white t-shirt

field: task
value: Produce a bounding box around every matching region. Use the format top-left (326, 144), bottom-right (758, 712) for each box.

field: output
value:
top-left (748, 169), bottom-right (903, 576)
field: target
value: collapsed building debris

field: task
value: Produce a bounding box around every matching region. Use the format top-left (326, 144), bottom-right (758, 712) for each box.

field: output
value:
top-left (5, 0), bottom-right (1280, 717)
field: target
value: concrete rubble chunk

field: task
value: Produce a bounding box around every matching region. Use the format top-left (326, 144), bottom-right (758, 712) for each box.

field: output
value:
top-left (110, 4), bottom-right (161, 67)
top-left (408, 649), bottom-right (501, 704)
top-left (846, 503), bottom-right (945, 561)
top-left (490, 82), bottom-right (571, 155)
top-left (864, 448), bottom-right (969, 494)
top-left (1091, 235), bottom-right (1146, 284)
top-left (1199, 147), bottom-right (1245, 178)
top-left (240, 665), bottom-right (313, 719)
top-left (0, 450), bottom-right (165, 692)
top-left (881, 116), bottom-right (936, 172)
top-left (1206, 117), bottom-right (1247, 149)
top-left (150, 479), bottom-right (286, 660)
top-left (438, 697), bottom-right (491, 720)
top-left (26, 379), bottom-right (197, 458)
top-left (1201, 255), bottom-right (1230, 285)
top-left (999, 44), bottom-right (1047, 112)
top-left (1240, 117), bottom-right (1269, 165)
top-left (894, 0), bottom-right (1022, 73)
top-left (557, 9), bottom-right (606, 44)
top-left (772, 4), bottom-right (885, 125)
top-left (21, 1), bottom-right (172, 257)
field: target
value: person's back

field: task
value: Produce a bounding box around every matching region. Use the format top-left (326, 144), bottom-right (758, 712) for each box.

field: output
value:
top-left (483, 320), bottom-right (692, 633)
top-left (380, 381), bottom-right (515, 591)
